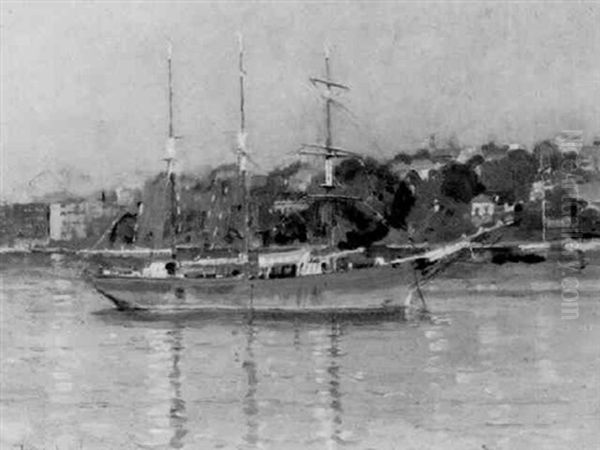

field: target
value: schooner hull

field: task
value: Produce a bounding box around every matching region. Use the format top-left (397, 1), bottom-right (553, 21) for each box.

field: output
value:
top-left (91, 264), bottom-right (417, 316)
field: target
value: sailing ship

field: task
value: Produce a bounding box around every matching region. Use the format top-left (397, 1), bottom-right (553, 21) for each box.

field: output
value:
top-left (88, 39), bottom-right (485, 315)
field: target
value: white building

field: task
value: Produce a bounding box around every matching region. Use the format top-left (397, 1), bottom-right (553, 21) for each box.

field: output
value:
top-left (49, 201), bottom-right (118, 242)
top-left (471, 194), bottom-right (495, 226)
top-left (555, 130), bottom-right (584, 154)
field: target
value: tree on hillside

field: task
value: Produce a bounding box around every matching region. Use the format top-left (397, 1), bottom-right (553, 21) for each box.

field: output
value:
top-left (507, 149), bottom-right (539, 201)
top-left (466, 154), bottom-right (485, 168)
top-left (480, 150), bottom-right (538, 203)
top-left (441, 163), bottom-right (485, 203)
top-left (533, 140), bottom-right (562, 172)
top-left (338, 201), bottom-right (389, 249)
top-left (481, 140), bottom-right (508, 159)
top-left (480, 159), bottom-right (514, 202)
top-left (579, 208), bottom-right (600, 238)
top-left (335, 157), bottom-right (364, 183)
top-left (404, 176), bottom-right (442, 234)
top-left (386, 181), bottom-right (416, 229)
top-left (544, 186), bottom-right (587, 220)
top-left (414, 148), bottom-right (431, 160)
top-left (391, 152), bottom-right (412, 165)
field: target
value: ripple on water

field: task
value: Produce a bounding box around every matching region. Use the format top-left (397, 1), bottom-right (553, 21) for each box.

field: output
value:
top-left (1, 261), bottom-right (599, 449)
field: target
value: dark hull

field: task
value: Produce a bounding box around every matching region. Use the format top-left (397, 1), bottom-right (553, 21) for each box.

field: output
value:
top-left (91, 264), bottom-right (418, 315)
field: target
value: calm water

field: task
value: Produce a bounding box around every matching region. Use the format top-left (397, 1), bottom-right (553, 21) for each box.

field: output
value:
top-left (1, 254), bottom-right (599, 449)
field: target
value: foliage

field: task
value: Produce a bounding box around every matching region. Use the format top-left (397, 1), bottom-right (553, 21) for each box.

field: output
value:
top-left (466, 154), bottom-right (485, 168)
top-left (441, 163), bottom-right (485, 203)
top-left (411, 199), bottom-right (475, 243)
top-left (413, 148), bottom-right (431, 160)
top-left (579, 208), bottom-right (600, 238)
top-left (533, 140), bottom-right (561, 172)
top-left (387, 181), bottom-right (415, 229)
top-left (141, 133), bottom-right (600, 249)
top-left (544, 186), bottom-right (587, 219)
top-left (391, 152), bottom-right (412, 165)
top-left (481, 141), bottom-right (508, 159)
top-left (480, 150), bottom-right (538, 203)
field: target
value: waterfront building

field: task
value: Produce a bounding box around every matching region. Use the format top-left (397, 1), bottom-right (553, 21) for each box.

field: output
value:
top-left (0, 203), bottom-right (50, 248)
top-left (49, 201), bottom-right (120, 245)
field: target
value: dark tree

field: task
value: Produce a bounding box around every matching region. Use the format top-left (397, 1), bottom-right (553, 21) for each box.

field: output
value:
top-left (466, 154), bottom-right (485, 168)
top-left (441, 163), bottom-right (485, 203)
top-left (391, 152), bottom-right (412, 165)
top-left (579, 208), bottom-right (600, 238)
top-left (414, 148), bottom-right (431, 160)
top-left (533, 140), bottom-right (562, 172)
top-left (338, 202), bottom-right (388, 249)
top-left (387, 181), bottom-right (416, 229)
top-left (480, 150), bottom-right (538, 203)
top-left (481, 140), bottom-right (508, 159)
top-left (506, 149), bottom-right (539, 201)
top-left (336, 157), bottom-right (366, 183)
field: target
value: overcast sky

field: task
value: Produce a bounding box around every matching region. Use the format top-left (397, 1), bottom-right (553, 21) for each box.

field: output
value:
top-left (1, 1), bottom-right (599, 201)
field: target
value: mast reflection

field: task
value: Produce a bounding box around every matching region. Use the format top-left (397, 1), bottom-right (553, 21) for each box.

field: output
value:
top-left (167, 324), bottom-right (188, 448)
top-left (312, 319), bottom-right (344, 448)
top-left (242, 317), bottom-right (259, 448)
top-left (327, 320), bottom-right (343, 445)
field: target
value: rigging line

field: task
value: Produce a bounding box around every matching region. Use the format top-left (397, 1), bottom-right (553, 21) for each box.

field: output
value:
top-left (329, 98), bottom-right (386, 158)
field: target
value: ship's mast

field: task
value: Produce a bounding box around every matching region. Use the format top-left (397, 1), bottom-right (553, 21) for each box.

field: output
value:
top-left (237, 33), bottom-right (250, 257)
top-left (302, 46), bottom-right (351, 247)
top-left (165, 41), bottom-right (179, 255)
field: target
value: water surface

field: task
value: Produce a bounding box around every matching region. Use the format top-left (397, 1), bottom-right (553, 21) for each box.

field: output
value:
top-left (1, 255), bottom-right (598, 449)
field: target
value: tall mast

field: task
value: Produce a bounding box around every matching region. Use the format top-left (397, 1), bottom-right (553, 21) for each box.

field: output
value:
top-left (301, 45), bottom-right (351, 247)
top-left (237, 33), bottom-right (250, 256)
top-left (168, 41), bottom-right (174, 140)
top-left (324, 46), bottom-right (332, 152)
top-left (165, 40), bottom-right (178, 255)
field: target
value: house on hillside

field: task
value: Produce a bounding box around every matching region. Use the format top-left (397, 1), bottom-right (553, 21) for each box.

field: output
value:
top-left (530, 181), bottom-right (554, 202)
top-left (470, 194), bottom-right (496, 227)
top-left (481, 142), bottom-right (509, 161)
top-left (555, 130), bottom-right (584, 155)
top-left (389, 161), bottom-right (411, 179)
top-left (391, 157), bottom-right (439, 181)
top-left (430, 146), bottom-right (460, 164)
top-left (580, 141), bottom-right (599, 173)
top-left (457, 147), bottom-right (482, 164)
top-left (411, 158), bottom-right (440, 180)
top-left (508, 143), bottom-right (528, 153)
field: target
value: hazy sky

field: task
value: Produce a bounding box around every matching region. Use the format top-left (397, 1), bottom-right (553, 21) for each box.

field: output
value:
top-left (1, 1), bottom-right (599, 201)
